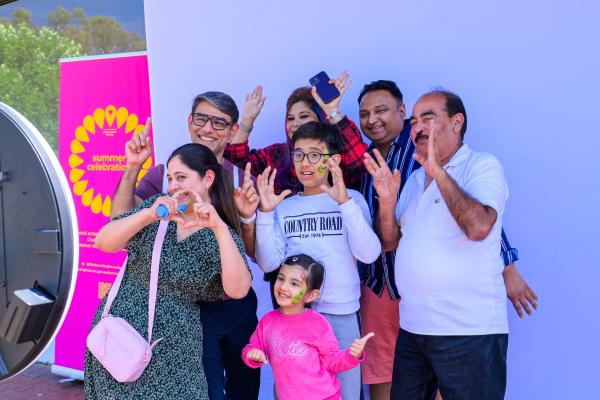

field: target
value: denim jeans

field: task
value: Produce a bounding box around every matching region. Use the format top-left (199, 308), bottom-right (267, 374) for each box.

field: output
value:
top-left (391, 328), bottom-right (508, 400)
top-left (322, 312), bottom-right (362, 400)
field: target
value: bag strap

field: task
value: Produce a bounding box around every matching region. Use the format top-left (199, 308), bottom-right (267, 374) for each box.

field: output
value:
top-left (101, 220), bottom-right (169, 343)
top-left (102, 258), bottom-right (127, 319)
top-left (147, 220), bottom-right (168, 341)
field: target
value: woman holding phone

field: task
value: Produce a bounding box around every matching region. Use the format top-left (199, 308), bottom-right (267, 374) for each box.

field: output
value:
top-left (224, 70), bottom-right (368, 195)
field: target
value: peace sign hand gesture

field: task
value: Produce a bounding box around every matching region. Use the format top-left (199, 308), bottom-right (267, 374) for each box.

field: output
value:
top-left (363, 149), bottom-right (401, 207)
top-left (319, 158), bottom-right (349, 205)
top-left (256, 167), bottom-right (292, 212)
top-left (349, 332), bottom-right (375, 358)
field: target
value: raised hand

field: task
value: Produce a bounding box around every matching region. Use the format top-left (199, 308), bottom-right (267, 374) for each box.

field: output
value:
top-left (234, 163), bottom-right (260, 218)
top-left (349, 332), bottom-right (375, 358)
top-left (240, 85), bottom-right (266, 132)
top-left (319, 158), bottom-right (349, 205)
top-left (125, 117), bottom-right (152, 168)
top-left (311, 70), bottom-right (351, 117)
top-left (246, 349), bottom-right (267, 364)
top-left (413, 119), bottom-right (443, 179)
top-left (363, 149), bottom-right (401, 206)
top-left (256, 166), bottom-right (292, 212)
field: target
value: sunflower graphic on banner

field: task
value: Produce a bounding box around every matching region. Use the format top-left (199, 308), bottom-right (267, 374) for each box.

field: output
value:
top-left (68, 105), bottom-right (152, 217)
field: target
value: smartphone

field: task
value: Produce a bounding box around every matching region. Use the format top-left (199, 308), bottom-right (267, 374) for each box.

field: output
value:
top-left (309, 71), bottom-right (340, 104)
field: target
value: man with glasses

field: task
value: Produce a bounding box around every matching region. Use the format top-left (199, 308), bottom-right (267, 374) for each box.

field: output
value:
top-left (188, 94), bottom-right (244, 165)
top-left (110, 91), bottom-right (260, 400)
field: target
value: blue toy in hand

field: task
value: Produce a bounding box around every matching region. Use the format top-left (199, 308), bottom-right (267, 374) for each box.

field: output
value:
top-left (156, 203), bottom-right (187, 218)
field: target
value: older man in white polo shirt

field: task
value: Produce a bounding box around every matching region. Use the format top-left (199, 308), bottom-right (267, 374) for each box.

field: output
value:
top-left (364, 90), bottom-right (509, 400)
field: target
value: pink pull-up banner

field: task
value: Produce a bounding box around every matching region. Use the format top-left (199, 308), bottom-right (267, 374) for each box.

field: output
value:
top-left (55, 53), bottom-right (152, 377)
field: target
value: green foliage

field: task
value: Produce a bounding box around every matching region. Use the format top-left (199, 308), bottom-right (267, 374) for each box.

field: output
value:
top-left (48, 7), bottom-right (146, 54)
top-left (0, 20), bottom-right (83, 150)
top-left (11, 8), bottom-right (32, 26)
top-left (0, 7), bottom-right (146, 152)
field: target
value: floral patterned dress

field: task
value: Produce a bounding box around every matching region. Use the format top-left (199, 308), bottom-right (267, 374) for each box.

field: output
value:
top-left (84, 195), bottom-right (248, 399)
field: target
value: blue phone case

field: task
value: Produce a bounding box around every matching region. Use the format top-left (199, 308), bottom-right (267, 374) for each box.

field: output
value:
top-left (309, 71), bottom-right (340, 104)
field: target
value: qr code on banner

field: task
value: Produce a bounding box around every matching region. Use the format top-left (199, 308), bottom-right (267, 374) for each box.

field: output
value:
top-left (98, 282), bottom-right (113, 300)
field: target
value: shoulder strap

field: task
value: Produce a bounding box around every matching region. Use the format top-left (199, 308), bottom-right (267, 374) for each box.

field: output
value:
top-left (102, 257), bottom-right (128, 318)
top-left (101, 220), bottom-right (169, 343)
top-left (147, 220), bottom-right (168, 341)
top-left (161, 163), bottom-right (168, 194)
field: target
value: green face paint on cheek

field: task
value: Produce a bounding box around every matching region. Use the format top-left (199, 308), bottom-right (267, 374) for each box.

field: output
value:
top-left (318, 153), bottom-right (329, 176)
top-left (291, 288), bottom-right (305, 304)
top-left (318, 164), bottom-right (327, 175)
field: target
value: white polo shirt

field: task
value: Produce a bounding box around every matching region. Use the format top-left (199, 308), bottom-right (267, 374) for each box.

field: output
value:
top-left (394, 143), bottom-right (509, 335)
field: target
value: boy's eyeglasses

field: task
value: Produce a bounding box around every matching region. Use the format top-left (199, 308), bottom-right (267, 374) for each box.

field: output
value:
top-left (291, 150), bottom-right (336, 164)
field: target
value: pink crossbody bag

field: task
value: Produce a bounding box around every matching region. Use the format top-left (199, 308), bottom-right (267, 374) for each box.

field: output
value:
top-left (86, 220), bottom-right (168, 383)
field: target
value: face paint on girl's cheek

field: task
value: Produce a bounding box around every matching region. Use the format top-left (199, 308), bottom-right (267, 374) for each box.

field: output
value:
top-left (291, 288), bottom-right (305, 304)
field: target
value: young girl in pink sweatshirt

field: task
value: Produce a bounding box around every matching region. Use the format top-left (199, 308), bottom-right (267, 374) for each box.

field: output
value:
top-left (242, 254), bottom-right (374, 399)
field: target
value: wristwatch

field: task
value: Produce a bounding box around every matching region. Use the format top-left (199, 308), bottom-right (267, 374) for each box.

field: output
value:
top-left (327, 110), bottom-right (342, 124)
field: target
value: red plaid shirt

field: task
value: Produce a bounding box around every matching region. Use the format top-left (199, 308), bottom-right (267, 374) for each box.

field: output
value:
top-left (224, 117), bottom-right (367, 195)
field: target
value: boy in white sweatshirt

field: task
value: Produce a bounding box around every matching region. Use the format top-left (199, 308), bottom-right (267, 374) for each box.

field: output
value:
top-left (255, 121), bottom-right (381, 400)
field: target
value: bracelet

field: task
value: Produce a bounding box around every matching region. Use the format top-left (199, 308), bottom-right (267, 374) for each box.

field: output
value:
top-left (240, 212), bottom-right (257, 224)
top-left (327, 110), bottom-right (343, 124)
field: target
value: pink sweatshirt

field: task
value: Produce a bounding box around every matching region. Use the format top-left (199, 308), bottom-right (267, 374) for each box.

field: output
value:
top-left (242, 309), bottom-right (363, 400)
